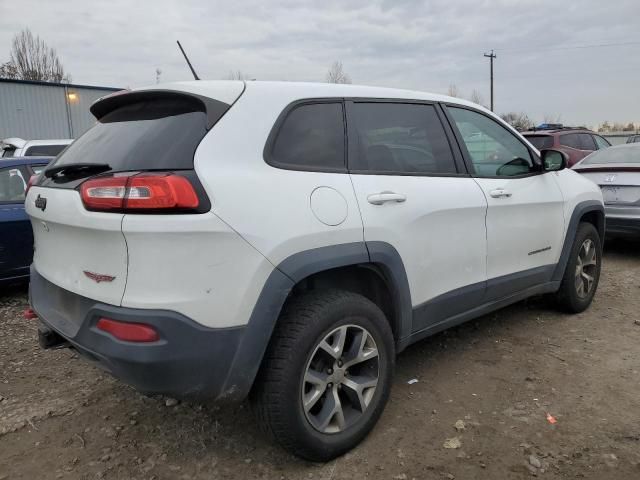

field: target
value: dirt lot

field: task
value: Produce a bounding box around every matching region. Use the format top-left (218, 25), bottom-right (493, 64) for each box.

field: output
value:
top-left (1, 240), bottom-right (639, 480)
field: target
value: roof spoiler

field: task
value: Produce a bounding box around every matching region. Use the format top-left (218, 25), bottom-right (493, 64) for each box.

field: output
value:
top-left (90, 89), bottom-right (231, 130)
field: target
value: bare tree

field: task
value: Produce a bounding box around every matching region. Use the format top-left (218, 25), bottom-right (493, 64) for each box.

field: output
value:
top-left (0, 29), bottom-right (70, 82)
top-left (155, 68), bottom-right (162, 84)
top-left (543, 113), bottom-right (562, 124)
top-left (500, 112), bottom-right (534, 131)
top-left (326, 61), bottom-right (351, 84)
top-left (226, 70), bottom-right (252, 81)
top-left (447, 83), bottom-right (460, 98)
top-left (469, 89), bottom-right (485, 107)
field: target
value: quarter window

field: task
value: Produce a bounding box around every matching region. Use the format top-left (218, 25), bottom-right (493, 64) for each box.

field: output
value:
top-left (349, 103), bottom-right (457, 174)
top-left (270, 103), bottom-right (345, 170)
top-left (448, 107), bottom-right (534, 177)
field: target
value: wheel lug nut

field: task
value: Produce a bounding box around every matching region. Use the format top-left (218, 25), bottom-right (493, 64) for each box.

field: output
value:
top-left (327, 368), bottom-right (333, 374)
top-left (338, 360), bottom-right (343, 367)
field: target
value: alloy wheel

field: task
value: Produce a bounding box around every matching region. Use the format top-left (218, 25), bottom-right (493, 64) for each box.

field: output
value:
top-left (302, 324), bottom-right (380, 434)
top-left (574, 238), bottom-right (597, 298)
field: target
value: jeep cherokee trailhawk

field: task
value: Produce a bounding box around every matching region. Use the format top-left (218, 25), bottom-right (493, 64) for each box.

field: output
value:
top-left (27, 81), bottom-right (604, 461)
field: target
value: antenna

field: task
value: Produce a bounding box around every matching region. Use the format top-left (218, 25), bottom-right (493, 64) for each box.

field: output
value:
top-left (176, 40), bottom-right (200, 80)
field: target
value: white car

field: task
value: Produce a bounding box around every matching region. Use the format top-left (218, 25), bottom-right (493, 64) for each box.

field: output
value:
top-left (26, 81), bottom-right (604, 461)
top-left (2, 137), bottom-right (72, 158)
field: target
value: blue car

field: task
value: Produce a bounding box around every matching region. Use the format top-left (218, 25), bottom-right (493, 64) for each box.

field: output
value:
top-left (0, 157), bottom-right (52, 285)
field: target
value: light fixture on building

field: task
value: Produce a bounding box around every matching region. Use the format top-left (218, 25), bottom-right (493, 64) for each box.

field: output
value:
top-left (67, 91), bottom-right (78, 101)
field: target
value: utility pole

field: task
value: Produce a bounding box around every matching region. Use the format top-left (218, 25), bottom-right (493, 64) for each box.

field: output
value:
top-left (483, 50), bottom-right (496, 111)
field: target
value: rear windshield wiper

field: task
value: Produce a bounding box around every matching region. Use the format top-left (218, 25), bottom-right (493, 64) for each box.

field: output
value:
top-left (44, 163), bottom-right (111, 178)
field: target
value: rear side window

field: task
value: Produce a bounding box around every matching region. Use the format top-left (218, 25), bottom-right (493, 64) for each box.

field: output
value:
top-left (349, 103), bottom-right (457, 174)
top-left (0, 167), bottom-right (26, 203)
top-left (24, 144), bottom-right (68, 156)
top-left (560, 133), bottom-right (580, 149)
top-left (47, 96), bottom-right (210, 173)
top-left (268, 103), bottom-right (345, 171)
top-left (524, 135), bottom-right (553, 150)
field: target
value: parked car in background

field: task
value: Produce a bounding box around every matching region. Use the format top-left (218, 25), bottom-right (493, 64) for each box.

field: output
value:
top-left (522, 126), bottom-right (611, 167)
top-left (573, 144), bottom-right (640, 237)
top-left (0, 156), bottom-right (52, 285)
top-left (27, 81), bottom-right (604, 461)
top-left (626, 134), bottom-right (640, 144)
top-left (1, 137), bottom-right (72, 158)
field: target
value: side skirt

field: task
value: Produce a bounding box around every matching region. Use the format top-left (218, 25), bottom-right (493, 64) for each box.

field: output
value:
top-left (403, 279), bottom-right (560, 349)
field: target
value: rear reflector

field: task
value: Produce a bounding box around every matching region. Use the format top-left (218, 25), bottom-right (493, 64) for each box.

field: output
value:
top-left (80, 173), bottom-right (199, 212)
top-left (96, 318), bottom-right (159, 343)
top-left (23, 308), bottom-right (38, 320)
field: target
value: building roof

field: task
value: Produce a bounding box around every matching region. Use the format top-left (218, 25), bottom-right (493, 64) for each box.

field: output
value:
top-left (0, 77), bottom-right (122, 92)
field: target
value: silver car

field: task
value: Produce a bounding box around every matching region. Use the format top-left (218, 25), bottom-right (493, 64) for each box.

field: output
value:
top-left (573, 144), bottom-right (640, 237)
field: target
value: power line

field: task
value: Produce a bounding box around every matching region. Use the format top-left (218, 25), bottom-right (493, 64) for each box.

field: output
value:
top-left (496, 40), bottom-right (640, 54)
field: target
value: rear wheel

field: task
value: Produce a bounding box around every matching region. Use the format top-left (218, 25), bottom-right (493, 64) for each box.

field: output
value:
top-left (251, 289), bottom-right (394, 461)
top-left (556, 222), bottom-right (602, 313)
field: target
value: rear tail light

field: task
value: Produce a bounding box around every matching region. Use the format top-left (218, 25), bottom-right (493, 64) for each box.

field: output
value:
top-left (96, 318), bottom-right (159, 343)
top-left (26, 175), bottom-right (38, 194)
top-left (80, 172), bottom-right (199, 212)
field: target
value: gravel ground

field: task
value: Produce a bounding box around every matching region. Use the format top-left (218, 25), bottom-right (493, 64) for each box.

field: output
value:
top-left (1, 239), bottom-right (639, 480)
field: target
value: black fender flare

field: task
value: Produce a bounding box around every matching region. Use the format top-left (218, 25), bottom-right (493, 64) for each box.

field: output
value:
top-left (218, 241), bottom-right (412, 401)
top-left (551, 200), bottom-right (605, 282)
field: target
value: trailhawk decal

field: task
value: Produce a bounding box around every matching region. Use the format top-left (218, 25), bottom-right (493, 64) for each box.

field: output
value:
top-left (83, 271), bottom-right (116, 283)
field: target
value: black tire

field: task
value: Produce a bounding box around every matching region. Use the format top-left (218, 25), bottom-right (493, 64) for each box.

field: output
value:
top-left (556, 222), bottom-right (602, 313)
top-left (250, 289), bottom-right (395, 462)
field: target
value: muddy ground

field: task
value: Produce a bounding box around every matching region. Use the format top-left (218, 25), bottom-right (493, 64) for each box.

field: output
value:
top-left (1, 240), bottom-right (639, 480)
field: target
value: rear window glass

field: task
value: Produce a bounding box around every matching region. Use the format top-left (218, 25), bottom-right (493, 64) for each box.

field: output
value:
top-left (581, 146), bottom-right (640, 165)
top-left (47, 97), bottom-right (209, 172)
top-left (524, 135), bottom-right (553, 150)
top-left (269, 103), bottom-right (345, 171)
top-left (24, 144), bottom-right (68, 156)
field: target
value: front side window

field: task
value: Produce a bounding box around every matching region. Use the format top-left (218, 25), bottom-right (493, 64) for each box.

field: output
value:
top-left (0, 167), bottom-right (26, 203)
top-left (593, 135), bottom-right (610, 150)
top-left (349, 103), bottom-right (457, 174)
top-left (448, 107), bottom-right (534, 177)
top-left (577, 133), bottom-right (596, 151)
top-left (269, 103), bottom-right (345, 171)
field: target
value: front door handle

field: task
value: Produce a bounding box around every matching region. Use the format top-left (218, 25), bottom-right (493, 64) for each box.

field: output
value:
top-left (489, 188), bottom-right (512, 198)
top-left (367, 191), bottom-right (407, 205)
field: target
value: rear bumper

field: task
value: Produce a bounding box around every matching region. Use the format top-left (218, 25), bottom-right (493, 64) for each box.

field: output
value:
top-left (30, 267), bottom-right (248, 401)
top-left (605, 216), bottom-right (640, 237)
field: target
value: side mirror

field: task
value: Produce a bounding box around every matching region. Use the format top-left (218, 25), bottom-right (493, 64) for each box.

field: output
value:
top-left (540, 149), bottom-right (567, 171)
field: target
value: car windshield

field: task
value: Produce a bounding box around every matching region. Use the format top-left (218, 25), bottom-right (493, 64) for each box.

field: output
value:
top-left (523, 135), bottom-right (553, 150)
top-left (580, 146), bottom-right (640, 165)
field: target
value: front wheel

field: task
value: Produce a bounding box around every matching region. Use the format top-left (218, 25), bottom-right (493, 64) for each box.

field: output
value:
top-left (556, 222), bottom-right (602, 313)
top-left (251, 290), bottom-right (394, 462)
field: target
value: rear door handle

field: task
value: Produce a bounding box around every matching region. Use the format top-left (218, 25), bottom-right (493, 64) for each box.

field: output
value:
top-left (489, 188), bottom-right (512, 198)
top-left (367, 191), bottom-right (407, 205)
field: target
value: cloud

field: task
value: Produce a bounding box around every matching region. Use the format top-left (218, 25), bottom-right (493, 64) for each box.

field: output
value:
top-left (1, 0), bottom-right (639, 124)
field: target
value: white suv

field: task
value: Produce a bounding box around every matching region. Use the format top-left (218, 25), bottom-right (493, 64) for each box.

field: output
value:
top-left (27, 81), bottom-right (604, 461)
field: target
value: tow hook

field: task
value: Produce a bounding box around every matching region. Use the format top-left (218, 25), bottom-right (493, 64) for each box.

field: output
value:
top-left (38, 325), bottom-right (70, 350)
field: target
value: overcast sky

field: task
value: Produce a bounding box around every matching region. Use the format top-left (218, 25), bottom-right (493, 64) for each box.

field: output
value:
top-left (1, 0), bottom-right (639, 126)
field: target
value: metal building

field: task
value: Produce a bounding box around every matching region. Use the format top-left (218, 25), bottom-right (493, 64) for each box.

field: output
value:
top-left (0, 78), bottom-right (122, 140)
